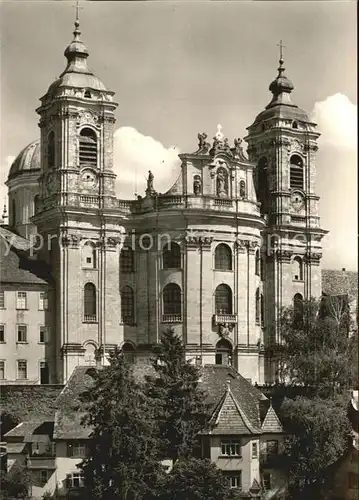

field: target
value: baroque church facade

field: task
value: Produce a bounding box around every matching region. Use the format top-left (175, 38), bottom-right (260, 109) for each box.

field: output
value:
top-left (1, 19), bottom-right (326, 385)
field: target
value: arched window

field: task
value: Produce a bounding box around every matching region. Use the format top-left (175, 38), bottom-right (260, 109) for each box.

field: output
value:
top-left (255, 288), bottom-right (260, 324)
top-left (82, 241), bottom-right (97, 269)
top-left (121, 286), bottom-right (135, 325)
top-left (120, 247), bottom-right (134, 273)
top-left (292, 121), bottom-right (298, 129)
top-left (163, 283), bottom-right (181, 315)
top-left (260, 255), bottom-right (265, 281)
top-left (290, 155), bottom-right (304, 189)
top-left (34, 195), bottom-right (40, 214)
top-left (84, 283), bottom-right (96, 321)
top-left (12, 199), bottom-right (16, 226)
top-left (293, 293), bottom-right (304, 328)
top-left (215, 338), bottom-right (233, 366)
top-left (215, 244), bottom-right (232, 271)
top-left (239, 180), bottom-right (246, 199)
top-left (292, 257), bottom-right (303, 281)
top-left (79, 128), bottom-right (97, 167)
top-left (163, 243), bottom-right (181, 269)
top-left (122, 342), bottom-right (135, 363)
top-left (257, 157), bottom-right (269, 214)
top-left (48, 131), bottom-right (55, 168)
top-left (84, 343), bottom-right (96, 366)
top-left (215, 284), bottom-right (232, 315)
top-left (255, 249), bottom-right (260, 276)
top-left (260, 293), bottom-right (264, 327)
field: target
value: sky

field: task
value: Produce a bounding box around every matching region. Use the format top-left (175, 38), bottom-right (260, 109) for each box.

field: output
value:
top-left (0, 0), bottom-right (357, 271)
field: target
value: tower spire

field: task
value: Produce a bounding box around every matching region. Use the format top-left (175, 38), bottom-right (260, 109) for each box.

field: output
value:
top-left (266, 40), bottom-right (294, 107)
top-left (60, 0), bottom-right (91, 77)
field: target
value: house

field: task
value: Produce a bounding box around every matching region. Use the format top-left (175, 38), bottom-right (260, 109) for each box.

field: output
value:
top-left (2, 364), bottom-right (286, 499)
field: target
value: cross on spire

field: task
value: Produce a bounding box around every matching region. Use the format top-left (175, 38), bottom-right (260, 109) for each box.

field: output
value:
top-left (74, 0), bottom-right (83, 26)
top-left (277, 39), bottom-right (286, 61)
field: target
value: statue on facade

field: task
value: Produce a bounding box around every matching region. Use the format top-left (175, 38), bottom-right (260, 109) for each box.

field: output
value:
top-left (239, 180), bottom-right (246, 199)
top-left (193, 175), bottom-right (202, 195)
top-left (147, 170), bottom-right (154, 191)
top-left (216, 168), bottom-right (228, 197)
top-left (196, 133), bottom-right (210, 154)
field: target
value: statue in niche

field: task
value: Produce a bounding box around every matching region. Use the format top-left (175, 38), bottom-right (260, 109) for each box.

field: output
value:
top-left (216, 167), bottom-right (228, 197)
top-left (193, 175), bottom-right (202, 195)
top-left (239, 180), bottom-right (246, 199)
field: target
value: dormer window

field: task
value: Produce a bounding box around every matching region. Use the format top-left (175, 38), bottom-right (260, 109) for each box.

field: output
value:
top-left (292, 121), bottom-right (298, 129)
top-left (84, 90), bottom-right (92, 99)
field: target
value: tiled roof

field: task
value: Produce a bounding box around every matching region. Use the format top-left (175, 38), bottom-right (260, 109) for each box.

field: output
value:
top-left (200, 365), bottom-right (266, 430)
top-left (0, 233), bottom-right (53, 285)
top-left (0, 385), bottom-right (63, 425)
top-left (6, 442), bottom-right (27, 454)
top-left (261, 404), bottom-right (283, 434)
top-left (322, 269), bottom-right (358, 302)
top-left (208, 385), bottom-right (261, 435)
top-left (4, 421), bottom-right (44, 438)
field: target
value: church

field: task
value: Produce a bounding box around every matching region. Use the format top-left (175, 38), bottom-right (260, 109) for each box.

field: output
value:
top-left (0, 16), bottom-right (327, 386)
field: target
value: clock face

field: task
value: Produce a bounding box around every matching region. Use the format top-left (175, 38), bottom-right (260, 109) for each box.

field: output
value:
top-left (81, 169), bottom-right (97, 188)
top-left (290, 191), bottom-right (305, 212)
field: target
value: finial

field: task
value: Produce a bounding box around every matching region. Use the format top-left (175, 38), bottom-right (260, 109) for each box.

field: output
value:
top-left (226, 379), bottom-right (231, 392)
top-left (215, 124), bottom-right (224, 141)
top-left (276, 40), bottom-right (287, 76)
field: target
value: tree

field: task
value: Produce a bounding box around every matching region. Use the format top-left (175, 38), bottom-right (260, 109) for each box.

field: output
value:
top-left (0, 463), bottom-right (31, 499)
top-left (145, 328), bottom-right (209, 462)
top-left (275, 395), bottom-right (352, 499)
top-left (157, 458), bottom-right (233, 500)
top-left (276, 297), bottom-right (355, 394)
top-left (272, 298), bottom-right (356, 499)
top-left (80, 349), bottom-right (164, 500)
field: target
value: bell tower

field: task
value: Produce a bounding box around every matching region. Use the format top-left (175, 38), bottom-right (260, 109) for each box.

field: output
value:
top-left (33, 13), bottom-right (125, 382)
top-left (244, 47), bottom-right (327, 382)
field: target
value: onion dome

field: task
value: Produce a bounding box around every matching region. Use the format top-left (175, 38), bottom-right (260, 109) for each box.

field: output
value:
top-left (248, 55), bottom-right (310, 127)
top-left (7, 140), bottom-right (41, 181)
top-left (267, 58), bottom-right (295, 107)
top-left (45, 16), bottom-right (107, 96)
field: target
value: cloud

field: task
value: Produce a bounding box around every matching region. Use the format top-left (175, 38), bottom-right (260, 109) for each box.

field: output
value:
top-left (311, 93), bottom-right (357, 150)
top-left (113, 127), bottom-right (181, 198)
top-left (312, 94), bottom-right (357, 270)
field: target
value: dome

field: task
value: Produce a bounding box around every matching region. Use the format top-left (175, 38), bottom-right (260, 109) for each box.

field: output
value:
top-left (8, 140), bottom-right (41, 181)
top-left (45, 19), bottom-right (107, 97)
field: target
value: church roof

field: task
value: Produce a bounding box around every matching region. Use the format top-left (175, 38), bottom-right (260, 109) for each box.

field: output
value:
top-left (7, 139), bottom-right (40, 180)
top-left (261, 404), bottom-right (284, 434)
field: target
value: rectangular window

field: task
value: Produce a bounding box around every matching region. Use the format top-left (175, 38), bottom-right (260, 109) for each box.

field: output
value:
top-left (39, 326), bottom-right (49, 343)
top-left (40, 361), bottom-right (49, 385)
top-left (39, 292), bottom-right (48, 311)
top-left (221, 440), bottom-right (241, 457)
top-left (0, 361), bottom-right (5, 380)
top-left (17, 360), bottom-right (27, 380)
top-left (0, 291), bottom-right (4, 308)
top-left (16, 292), bottom-right (27, 309)
top-left (17, 325), bottom-right (27, 342)
top-left (40, 470), bottom-right (49, 484)
top-left (267, 440), bottom-right (279, 456)
top-left (263, 473), bottom-right (271, 490)
top-left (252, 442), bottom-right (258, 458)
top-left (225, 473), bottom-right (242, 489)
top-left (0, 325), bottom-right (4, 343)
top-left (66, 473), bottom-right (85, 488)
top-left (67, 441), bottom-right (87, 458)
